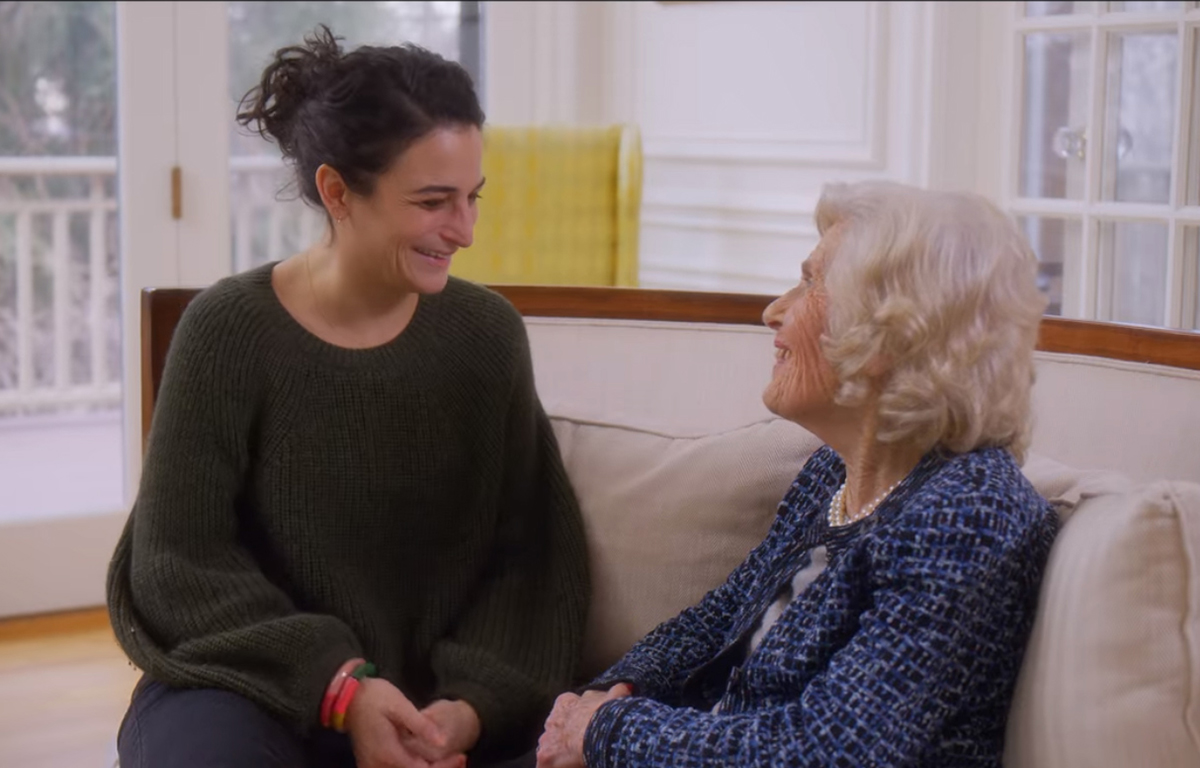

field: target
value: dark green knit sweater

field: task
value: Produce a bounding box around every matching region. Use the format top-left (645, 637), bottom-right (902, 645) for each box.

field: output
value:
top-left (106, 263), bottom-right (590, 754)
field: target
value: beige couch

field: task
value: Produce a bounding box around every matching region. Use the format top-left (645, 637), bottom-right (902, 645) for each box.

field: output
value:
top-left (512, 291), bottom-right (1200, 768)
top-left (139, 285), bottom-right (1200, 766)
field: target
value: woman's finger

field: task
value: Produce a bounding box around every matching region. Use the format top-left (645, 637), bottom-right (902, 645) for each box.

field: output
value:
top-left (399, 728), bottom-right (447, 763)
top-left (386, 694), bottom-right (448, 750)
top-left (606, 683), bottom-right (633, 699)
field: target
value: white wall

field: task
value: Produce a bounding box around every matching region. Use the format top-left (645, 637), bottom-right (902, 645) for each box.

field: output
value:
top-left (484, 0), bottom-right (993, 294)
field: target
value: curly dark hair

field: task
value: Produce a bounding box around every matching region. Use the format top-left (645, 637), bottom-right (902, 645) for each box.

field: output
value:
top-left (236, 24), bottom-right (485, 211)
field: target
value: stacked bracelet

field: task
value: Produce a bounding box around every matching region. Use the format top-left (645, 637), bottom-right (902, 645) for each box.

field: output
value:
top-left (320, 658), bottom-right (377, 732)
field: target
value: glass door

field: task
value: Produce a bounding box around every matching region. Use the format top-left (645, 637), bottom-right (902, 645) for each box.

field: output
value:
top-left (0, 1), bottom-right (127, 617)
top-left (0, 1), bottom-right (484, 618)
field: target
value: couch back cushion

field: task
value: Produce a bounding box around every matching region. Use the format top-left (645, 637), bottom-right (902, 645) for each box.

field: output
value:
top-left (525, 317), bottom-right (1200, 485)
top-left (550, 416), bottom-right (823, 679)
top-left (1030, 352), bottom-right (1200, 484)
top-left (1004, 457), bottom-right (1200, 767)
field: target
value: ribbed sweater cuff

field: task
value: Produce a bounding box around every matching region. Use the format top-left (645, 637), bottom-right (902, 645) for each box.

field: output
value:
top-left (301, 640), bottom-right (364, 733)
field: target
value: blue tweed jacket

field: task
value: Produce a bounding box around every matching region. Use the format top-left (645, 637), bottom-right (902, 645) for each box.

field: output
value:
top-left (583, 445), bottom-right (1057, 768)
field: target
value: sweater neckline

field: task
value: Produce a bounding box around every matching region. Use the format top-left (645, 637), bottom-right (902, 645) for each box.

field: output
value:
top-left (245, 261), bottom-right (438, 368)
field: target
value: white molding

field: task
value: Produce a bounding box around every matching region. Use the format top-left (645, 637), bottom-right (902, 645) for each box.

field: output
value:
top-left (642, 188), bottom-right (818, 217)
top-left (638, 265), bottom-right (793, 294)
top-left (0, 154), bottom-right (281, 174)
top-left (1014, 11), bottom-right (1197, 32)
top-left (482, 2), bottom-right (536, 124)
top-left (975, 1), bottom-right (1011, 202)
top-left (484, 1), bottom-right (585, 125)
top-left (530, 1), bottom-right (572, 123)
top-left (642, 213), bottom-right (817, 240)
top-left (924, 1), bottom-right (983, 191)
top-left (870, 0), bottom-right (899, 170)
top-left (1007, 199), bottom-right (1200, 224)
top-left (640, 2), bottom-right (888, 168)
top-left (1167, 218), bottom-right (1185, 327)
top-left (524, 316), bottom-right (774, 335)
top-left (643, 135), bottom-right (881, 167)
top-left (1181, 225), bottom-right (1199, 330)
top-left (603, 1), bottom-right (637, 125)
top-left (0, 512), bottom-right (127, 616)
top-left (0, 156), bottom-right (117, 174)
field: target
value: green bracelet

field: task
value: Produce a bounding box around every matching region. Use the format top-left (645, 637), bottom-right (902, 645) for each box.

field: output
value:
top-left (350, 661), bottom-right (377, 680)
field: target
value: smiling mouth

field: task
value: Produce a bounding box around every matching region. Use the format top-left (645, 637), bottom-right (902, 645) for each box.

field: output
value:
top-left (775, 347), bottom-right (792, 363)
top-left (415, 247), bottom-right (452, 262)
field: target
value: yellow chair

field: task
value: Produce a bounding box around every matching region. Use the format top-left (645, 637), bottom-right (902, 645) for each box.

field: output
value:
top-left (453, 124), bottom-right (642, 287)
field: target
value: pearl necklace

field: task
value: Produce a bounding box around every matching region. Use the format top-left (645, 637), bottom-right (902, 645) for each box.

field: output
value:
top-left (828, 478), bottom-right (902, 527)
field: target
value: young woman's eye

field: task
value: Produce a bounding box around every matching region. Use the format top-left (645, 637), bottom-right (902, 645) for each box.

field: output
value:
top-left (468, 193), bottom-right (483, 204)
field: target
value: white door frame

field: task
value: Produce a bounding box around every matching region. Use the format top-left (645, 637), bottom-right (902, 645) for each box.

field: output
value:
top-left (118, 0), bottom-right (231, 501)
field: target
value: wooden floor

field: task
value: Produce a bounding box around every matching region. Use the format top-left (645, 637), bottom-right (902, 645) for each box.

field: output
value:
top-left (0, 608), bottom-right (139, 768)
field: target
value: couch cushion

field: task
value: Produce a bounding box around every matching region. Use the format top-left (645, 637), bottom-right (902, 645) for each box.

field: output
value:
top-left (1020, 451), bottom-right (1134, 523)
top-left (1004, 473), bottom-right (1200, 767)
top-left (550, 416), bottom-right (823, 679)
top-left (549, 413), bottom-right (1200, 762)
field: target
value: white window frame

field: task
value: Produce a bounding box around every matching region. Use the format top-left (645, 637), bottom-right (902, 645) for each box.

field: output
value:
top-left (997, 1), bottom-right (1200, 330)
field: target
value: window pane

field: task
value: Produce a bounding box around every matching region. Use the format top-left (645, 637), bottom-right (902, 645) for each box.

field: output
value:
top-left (1100, 31), bottom-right (1178, 204)
top-left (1098, 220), bottom-right (1169, 326)
top-left (1020, 32), bottom-right (1092, 199)
top-left (227, 1), bottom-right (481, 272)
top-left (1018, 216), bottom-right (1080, 316)
top-left (1026, 1), bottom-right (1096, 15)
top-left (1108, 1), bottom-right (1184, 10)
top-left (0, 1), bottom-right (124, 523)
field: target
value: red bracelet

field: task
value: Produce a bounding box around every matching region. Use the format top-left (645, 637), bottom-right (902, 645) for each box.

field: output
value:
top-left (320, 658), bottom-right (365, 728)
top-left (330, 676), bottom-right (362, 733)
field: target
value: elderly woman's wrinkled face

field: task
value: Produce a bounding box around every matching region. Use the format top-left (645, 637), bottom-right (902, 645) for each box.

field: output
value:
top-left (761, 225), bottom-right (843, 423)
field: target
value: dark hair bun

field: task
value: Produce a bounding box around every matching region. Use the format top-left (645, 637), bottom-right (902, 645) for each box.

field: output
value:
top-left (234, 24), bottom-right (483, 213)
top-left (236, 24), bottom-right (343, 157)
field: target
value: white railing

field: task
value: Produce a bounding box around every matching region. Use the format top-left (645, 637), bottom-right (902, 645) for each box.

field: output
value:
top-left (228, 154), bottom-right (327, 274)
top-left (0, 154), bottom-right (322, 417)
top-left (0, 156), bottom-right (120, 416)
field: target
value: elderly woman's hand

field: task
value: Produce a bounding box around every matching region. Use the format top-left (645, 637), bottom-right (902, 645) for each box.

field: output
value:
top-left (535, 684), bottom-right (632, 768)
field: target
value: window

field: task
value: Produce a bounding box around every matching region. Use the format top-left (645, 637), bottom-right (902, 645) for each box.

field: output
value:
top-left (0, 0), bottom-right (124, 525)
top-left (1011, 1), bottom-right (1200, 330)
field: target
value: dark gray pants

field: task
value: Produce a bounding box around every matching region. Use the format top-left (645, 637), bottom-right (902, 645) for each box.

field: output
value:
top-left (117, 675), bottom-right (355, 767)
top-left (117, 675), bottom-right (537, 768)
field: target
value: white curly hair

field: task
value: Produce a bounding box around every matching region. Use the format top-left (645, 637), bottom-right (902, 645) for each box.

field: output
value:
top-left (815, 180), bottom-right (1047, 462)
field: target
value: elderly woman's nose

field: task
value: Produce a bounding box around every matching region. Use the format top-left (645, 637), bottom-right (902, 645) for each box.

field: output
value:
top-left (763, 299), bottom-right (781, 329)
top-left (763, 294), bottom-right (791, 330)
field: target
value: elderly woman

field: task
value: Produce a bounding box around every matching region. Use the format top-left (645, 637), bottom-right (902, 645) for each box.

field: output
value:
top-left (534, 180), bottom-right (1058, 768)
